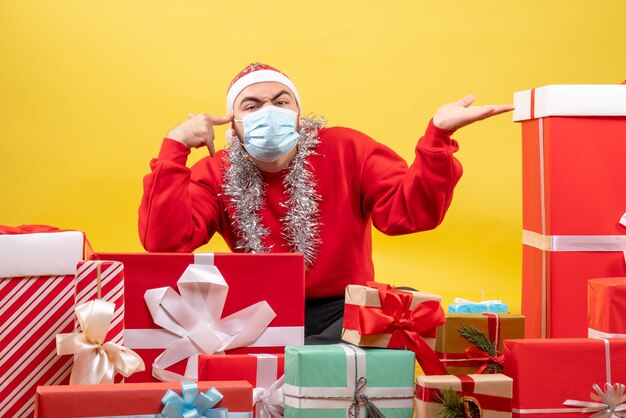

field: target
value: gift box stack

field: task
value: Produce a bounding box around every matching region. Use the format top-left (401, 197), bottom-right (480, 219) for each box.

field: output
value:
top-left (501, 84), bottom-right (626, 416)
top-left (4, 83), bottom-right (626, 418)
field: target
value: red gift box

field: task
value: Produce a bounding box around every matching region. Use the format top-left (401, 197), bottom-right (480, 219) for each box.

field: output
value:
top-left (0, 227), bottom-right (85, 418)
top-left (35, 380), bottom-right (253, 418)
top-left (514, 85), bottom-right (626, 338)
top-left (588, 277), bottom-right (626, 338)
top-left (199, 354), bottom-right (284, 418)
top-left (503, 338), bottom-right (626, 417)
top-left (90, 252), bottom-right (305, 382)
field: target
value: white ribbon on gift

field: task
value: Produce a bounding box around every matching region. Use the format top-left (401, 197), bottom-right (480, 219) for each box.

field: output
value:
top-left (133, 261), bottom-right (277, 382)
top-left (283, 344), bottom-right (414, 418)
top-left (589, 328), bottom-right (626, 340)
top-left (522, 206), bottom-right (626, 338)
top-left (252, 354), bottom-right (285, 418)
top-left (512, 338), bottom-right (618, 415)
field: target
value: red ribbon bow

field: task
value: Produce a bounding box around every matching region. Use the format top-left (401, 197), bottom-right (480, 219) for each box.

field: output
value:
top-left (463, 346), bottom-right (505, 374)
top-left (346, 282), bottom-right (448, 375)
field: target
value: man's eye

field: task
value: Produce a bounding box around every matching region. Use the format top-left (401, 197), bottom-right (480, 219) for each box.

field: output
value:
top-left (276, 100), bottom-right (288, 105)
top-left (245, 105), bottom-right (258, 111)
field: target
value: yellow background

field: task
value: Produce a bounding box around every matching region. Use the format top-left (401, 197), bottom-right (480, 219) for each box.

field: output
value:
top-left (2, 1), bottom-right (625, 313)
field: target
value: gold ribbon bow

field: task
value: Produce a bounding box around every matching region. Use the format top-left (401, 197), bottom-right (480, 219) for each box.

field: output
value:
top-left (564, 383), bottom-right (626, 418)
top-left (57, 299), bottom-right (145, 384)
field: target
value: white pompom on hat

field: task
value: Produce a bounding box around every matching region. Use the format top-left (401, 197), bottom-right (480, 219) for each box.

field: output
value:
top-left (226, 62), bottom-right (301, 113)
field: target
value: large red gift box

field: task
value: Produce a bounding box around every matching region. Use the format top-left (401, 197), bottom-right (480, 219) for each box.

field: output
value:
top-left (0, 227), bottom-right (85, 418)
top-left (90, 252), bottom-right (305, 382)
top-left (588, 277), bottom-right (626, 338)
top-left (514, 84), bottom-right (626, 338)
top-left (199, 353), bottom-right (284, 418)
top-left (503, 338), bottom-right (626, 417)
top-left (35, 380), bottom-right (253, 417)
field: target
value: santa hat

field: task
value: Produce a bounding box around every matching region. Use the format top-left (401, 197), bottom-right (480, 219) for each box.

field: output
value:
top-left (226, 63), bottom-right (301, 113)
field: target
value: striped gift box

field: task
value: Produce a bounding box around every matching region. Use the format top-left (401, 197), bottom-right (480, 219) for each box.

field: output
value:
top-left (75, 260), bottom-right (124, 346)
top-left (0, 229), bottom-right (84, 418)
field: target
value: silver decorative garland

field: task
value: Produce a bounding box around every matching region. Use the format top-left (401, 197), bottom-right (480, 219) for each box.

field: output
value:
top-left (222, 116), bottom-right (325, 267)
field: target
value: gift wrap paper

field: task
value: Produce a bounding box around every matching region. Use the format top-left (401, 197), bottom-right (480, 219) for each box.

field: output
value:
top-left (284, 344), bottom-right (414, 418)
top-left (198, 354), bottom-right (285, 418)
top-left (515, 85), bottom-right (626, 338)
top-left (416, 374), bottom-right (512, 417)
top-left (35, 380), bottom-right (253, 418)
top-left (435, 314), bottom-right (525, 375)
top-left (91, 252), bottom-right (305, 382)
top-left (448, 301), bottom-right (508, 314)
top-left (75, 260), bottom-right (125, 344)
top-left (588, 277), bottom-right (626, 338)
top-left (503, 338), bottom-right (626, 417)
top-left (342, 284), bottom-right (440, 349)
top-left (0, 229), bottom-right (85, 418)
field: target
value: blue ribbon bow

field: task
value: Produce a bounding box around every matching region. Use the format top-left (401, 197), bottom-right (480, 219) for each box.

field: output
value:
top-left (161, 382), bottom-right (229, 418)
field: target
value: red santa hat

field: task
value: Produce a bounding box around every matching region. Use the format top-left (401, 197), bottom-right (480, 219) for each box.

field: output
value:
top-left (226, 63), bottom-right (301, 113)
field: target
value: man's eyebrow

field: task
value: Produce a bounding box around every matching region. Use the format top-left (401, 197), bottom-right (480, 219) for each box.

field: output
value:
top-left (271, 90), bottom-right (292, 101)
top-left (239, 90), bottom-right (293, 107)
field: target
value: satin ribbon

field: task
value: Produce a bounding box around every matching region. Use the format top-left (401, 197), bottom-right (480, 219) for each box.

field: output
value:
top-left (343, 282), bottom-right (447, 375)
top-left (144, 263), bottom-right (276, 381)
top-left (251, 354), bottom-right (284, 418)
top-left (462, 347), bottom-right (505, 374)
top-left (56, 299), bottom-right (145, 384)
top-left (416, 374), bottom-right (511, 412)
top-left (161, 382), bottom-right (228, 418)
top-left (253, 376), bottom-right (285, 418)
top-left (563, 383), bottom-right (626, 417)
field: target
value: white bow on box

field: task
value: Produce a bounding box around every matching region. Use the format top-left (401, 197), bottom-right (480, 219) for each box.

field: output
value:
top-left (56, 299), bottom-right (145, 384)
top-left (254, 375), bottom-right (285, 418)
top-left (145, 263), bottom-right (277, 382)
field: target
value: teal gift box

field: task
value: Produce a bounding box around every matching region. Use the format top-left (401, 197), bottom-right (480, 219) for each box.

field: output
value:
top-left (284, 344), bottom-right (415, 418)
top-left (448, 298), bottom-right (508, 314)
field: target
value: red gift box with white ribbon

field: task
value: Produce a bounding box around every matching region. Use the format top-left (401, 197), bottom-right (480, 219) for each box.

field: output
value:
top-left (503, 338), bottom-right (626, 417)
top-left (90, 252), bottom-right (305, 382)
top-left (514, 84), bottom-right (626, 338)
top-left (0, 226), bottom-right (85, 418)
top-left (199, 353), bottom-right (284, 418)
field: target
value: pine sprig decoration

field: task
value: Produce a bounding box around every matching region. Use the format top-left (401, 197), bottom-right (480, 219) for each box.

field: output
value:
top-left (436, 388), bottom-right (482, 418)
top-left (458, 325), bottom-right (503, 373)
top-left (437, 388), bottom-right (465, 418)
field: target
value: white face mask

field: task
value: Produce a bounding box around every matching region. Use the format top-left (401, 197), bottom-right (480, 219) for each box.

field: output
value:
top-left (234, 106), bottom-right (300, 162)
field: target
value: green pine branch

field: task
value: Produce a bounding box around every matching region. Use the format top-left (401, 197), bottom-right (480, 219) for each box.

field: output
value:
top-left (436, 388), bottom-right (482, 418)
top-left (458, 325), bottom-right (503, 373)
top-left (437, 388), bottom-right (466, 418)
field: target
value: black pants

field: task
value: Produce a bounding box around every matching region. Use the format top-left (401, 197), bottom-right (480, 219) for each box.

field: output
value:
top-left (304, 296), bottom-right (345, 344)
top-left (304, 286), bottom-right (417, 345)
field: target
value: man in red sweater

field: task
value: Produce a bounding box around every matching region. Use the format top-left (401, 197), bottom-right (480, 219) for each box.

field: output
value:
top-left (139, 63), bottom-right (513, 343)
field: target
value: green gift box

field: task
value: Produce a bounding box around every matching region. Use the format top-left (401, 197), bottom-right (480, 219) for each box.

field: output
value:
top-left (284, 344), bottom-right (415, 418)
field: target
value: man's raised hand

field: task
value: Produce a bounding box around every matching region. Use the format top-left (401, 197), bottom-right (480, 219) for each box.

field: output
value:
top-left (432, 95), bottom-right (514, 132)
top-left (167, 113), bottom-right (234, 156)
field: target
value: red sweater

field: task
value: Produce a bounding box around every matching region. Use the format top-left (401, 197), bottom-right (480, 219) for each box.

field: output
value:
top-left (139, 120), bottom-right (463, 298)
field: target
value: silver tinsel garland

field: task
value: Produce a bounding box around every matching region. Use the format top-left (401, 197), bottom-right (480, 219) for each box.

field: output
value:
top-left (222, 116), bottom-right (325, 267)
